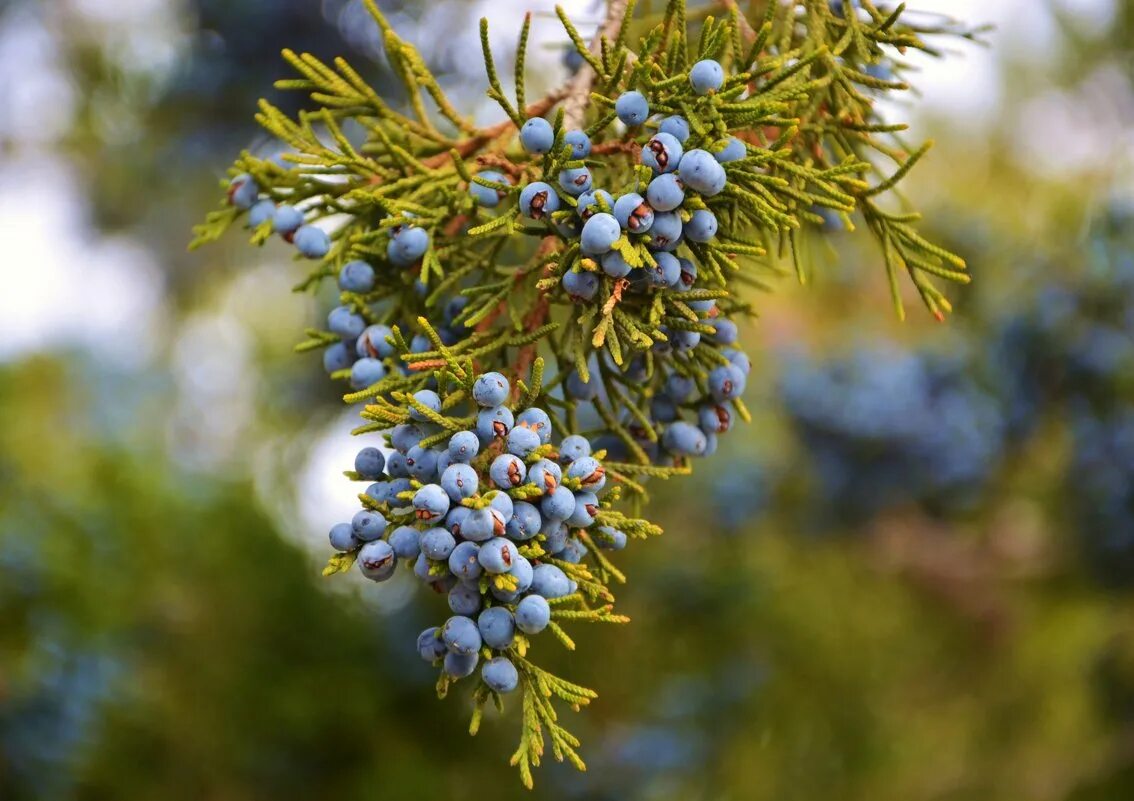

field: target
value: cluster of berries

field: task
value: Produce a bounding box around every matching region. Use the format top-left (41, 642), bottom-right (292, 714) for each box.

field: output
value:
top-left (326, 371), bottom-right (627, 692)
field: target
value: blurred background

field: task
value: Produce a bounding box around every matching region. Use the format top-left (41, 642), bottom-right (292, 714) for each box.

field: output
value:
top-left (2, 1), bottom-right (1133, 799)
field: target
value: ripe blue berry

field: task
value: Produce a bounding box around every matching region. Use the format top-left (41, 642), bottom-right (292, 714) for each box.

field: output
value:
top-left (473, 372), bottom-right (510, 407)
top-left (272, 204), bottom-right (304, 235)
top-left (506, 501), bottom-right (542, 541)
top-left (421, 526), bottom-right (457, 560)
top-left (577, 188), bottom-right (614, 221)
top-left (709, 364), bottom-right (746, 401)
top-left (329, 522), bottom-right (356, 551)
top-left (508, 553), bottom-right (534, 593)
top-left (352, 509), bottom-right (387, 541)
top-left (478, 607), bottom-right (516, 650)
top-left (711, 319), bottom-right (738, 344)
top-left (558, 166), bottom-right (593, 197)
top-left (339, 260), bottom-right (376, 293)
top-left (328, 306), bottom-right (366, 339)
top-left (470, 170), bottom-right (510, 207)
top-left (600, 250), bottom-right (632, 278)
top-left (714, 136), bottom-right (746, 163)
top-left (520, 117), bottom-right (555, 154)
top-left (409, 334), bottom-right (431, 353)
top-left (540, 485), bottom-right (576, 521)
top-left (461, 508), bottom-right (502, 542)
top-left (515, 594), bottom-right (551, 633)
top-left (408, 389), bottom-right (442, 422)
top-left (649, 251), bottom-right (682, 288)
top-left (566, 491), bottom-right (599, 527)
top-left (699, 403), bottom-right (733, 434)
top-left (642, 132), bottom-right (684, 174)
top-left (350, 358), bottom-right (385, 390)
top-left (566, 456), bottom-right (606, 492)
top-left (516, 408), bottom-right (552, 444)
top-left (478, 538), bottom-right (516, 574)
top-left (648, 211), bottom-right (684, 251)
top-left (443, 615), bottom-right (482, 654)
top-left (558, 435), bottom-right (591, 463)
top-left (556, 537), bottom-right (588, 563)
top-left (358, 539), bottom-right (397, 581)
top-left (355, 447), bottom-right (385, 479)
top-left (449, 582), bottom-right (482, 616)
top-left (685, 209), bottom-right (718, 242)
top-left (227, 173), bottom-right (259, 208)
top-left (663, 421), bottom-right (708, 456)
top-left (594, 526), bottom-right (628, 550)
top-left (665, 372), bottom-right (697, 402)
top-left (323, 342), bottom-right (354, 374)
top-left (391, 423), bottom-right (425, 453)
top-left (444, 651), bottom-right (478, 678)
top-left (490, 453), bottom-right (527, 489)
top-left (565, 369), bottom-right (599, 400)
top-left (613, 192), bottom-right (655, 233)
top-left (356, 324), bottom-right (394, 359)
top-left (441, 463), bottom-right (479, 502)
top-left (725, 348), bottom-right (752, 376)
top-left (506, 425), bottom-right (542, 458)
top-left (448, 430), bottom-right (480, 463)
top-left (678, 257), bottom-right (697, 289)
top-left (520, 181), bottom-right (561, 220)
top-left (527, 458), bottom-right (562, 493)
top-left (562, 269), bottom-right (600, 302)
top-left (658, 115), bottom-right (691, 142)
top-left (678, 149), bottom-right (727, 196)
top-left (615, 91), bottom-right (649, 126)
top-left (388, 525), bottom-right (421, 559)
top-left (413, 484), bottom-right (450, 523)
top-left (646, 173), bottom-right (685, 212)
top-left (690, 59), bottom-right (724, 94)
top-left (387, 226), bottom-right (429, 266)
top-left (672, 330), bottom-right (700, 352)
top-left (294, 225), bottom-right (331, 258)
top-left (476, 406), bottom-right (515, 445)
top-left (541, 519), bottom-right (569, 554)
top-left (449, 540), bottom-right (482, 581)
top-left (564, 129), bottom-right (592, 158)
top-left (530, 564), bottom-right (571, 599)
top-left (581, 212), bottom-right (621, 255)
top-left (418, 627), bottom-right (448, 662)
top-left (481, 656), bottom-right (519, 693)
top-left (405, 445), bottom-right (439, 482)
top-left (489, 490), bottom-right (514, 521)
top-left (248, 199), bottom-right (276, 227)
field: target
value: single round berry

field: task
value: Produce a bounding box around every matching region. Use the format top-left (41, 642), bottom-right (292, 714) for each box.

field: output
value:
top-left (685, 209), bottom-right (718, 242)
top-left (648, 211), bottom-right (684, 251)
top-left (328, 306), bottom-right (366, 339)
top-left (473, 373), bottom-right (510, 408)
top-left (248, 199), bottom-right (276, 227)
top-left (489, 491), bottom-right (514, 520)
top-left (642, 132), bottom-right (684, 174)
top-left (562, 269), bottom-right (600, 302)
top-left (672, 330), bottom-right (701, 352)
top-left (506, 424), bottom-right (542, 458)
top-left (714, 136), bottom-right (746, 163)
top-left (482, 656), bottom-right (519, 693)
top-left (339, 260), bottom-right (376, 293)
top-left (449, 540), bottom-right (483, 581)
top-left (405, 445), bottom-right (438, 482)
top-left (711, 319), bottom-right (738, 345)
top-left (520, 181), bottom-right (560, 221)
top-left (564, 129), bottom-right (592, 158)
top-left (470, 170), bottom-right (510, 207)
top-left (444, 650), bottom-right (479, 678)
top-left (272, 204), bottom-right (304, 235)
top-left (581, 212), bottom-right (621, 255)
top-left (540, 485), bottom-right (576, 521)
top-left (699, 403), bottom-right (733, 434)
top-left (354, 447), bottom-right (385, 479)
top-left (351, 509), bottom-right (387, 542)
top-left (515, 594), bottom-right (551, 633)
top-left (448, 430), bottom-right (480, 463)
top-left (391, 423), bottom-right (424, 453)
top-left (558, 435), bottom-right (591, 463)
top-left (388, 525), bottom-right (421, 559)
top-left (556, 537), bottom-right (588, 563)
top-left (709, 363), bottom-right (746, 401)
top-left (387, 226), bottom-right (428, 266)
top-left (478, 538), bottom-right (515, 574)
top-left (476, 405), bottom-right (515, 445)
top-left (663, 421), bottom-right (709, 456)
top-left (441, 463), bottom-right (479, 502)
top-left (678, 257), bottom-right (697, 289)
top-left (356, 324), bottom-right (394, 359)
top-left (329, 522), bottom-right (356, 552)
top-left (665, 373), bottom-right (697, 403)
top-left (566, 491), bottom-right (599, 527)
top-left (449, 582), bottom-right (482, 616)
top-left (358, 539), bottom-right (397, 580)
top-left (566, 369), bottom-right (600, 400)
top-left (323, 342), bottom-right (354, 374)
top-left (600, 250), bottom-right (632, 278)
top-left (421, 526), bottom-right (457, 560)
top-left (520, 117), bottom-right (555, 154)
top-left (566, 456), bottom-right (606, 492)
top-left (527, 459), bottom-right (562, 494)
top-left (725, 348), bottom-right (752, 376)
top-left (613, 192), bottom-right (655, 233)
top-left (461, 508), bottom-right (502, 542)
top-left (409, 389), bottom-right (442, 422)
top-left (652, 394), bottom-right (678, 422)
top-left (413, 484), bottom-right (450, 523)
top-left (615, 91), bottom-right (649, 126)
top-left (558, 166), bottom-right (593, 197)
top-left (516, 408), bottom-right (552, 444)
top-left (490, 453), bottom-right (527, 489)
top-left (478, 607), bottom-right (516, 650)
top-left (418, 627), bottom-right (447, 662)
top-left (690, 59), bottom-right (724, 94)
top-left (646, 173), bottom-right (685, 212)
top-left (506, 501), bottom-right (542, 541)
top-left (530, 564), bottom-right (571, 599)
top-left (443, 615), bottom-right (482, 654)
top-left (649, 251), bottom-right (682, 288)
top-left (594, 526), bottom-right (628, 550)
top-left (227, 173), bottom-right (259, 209)
top-left (577, 189), bottom-right (614, 221)
top-left (351, 359), bottom-right (382, 391)
top-left (541, 519), bottom-right (568, 554)
top-left (294, 225), bottom-right (331, 258)
top-left (658, 115), bottom-right (691, 142)
top-left (678, 149), bottom-right (727, 196)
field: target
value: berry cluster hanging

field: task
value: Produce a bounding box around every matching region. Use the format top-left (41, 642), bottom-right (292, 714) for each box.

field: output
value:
top-left (194, 0), bottom-right (978, 787)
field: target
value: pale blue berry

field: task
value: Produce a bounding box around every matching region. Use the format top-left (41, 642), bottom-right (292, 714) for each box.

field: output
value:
top-left (482, 656), bottom-right (519, 692)
top-left (615, 91), bottom-right (649, 126)
top-left (562, 269), bottom-right (600, 301)
top-left (352, 509), bottom-right (387, 541)
top-left (566, 491), bottom-right (599, 527)
top-left (725, 348), bottom-right (752, 375)
top-left (672, 330), bottom-right (700, 352)
top-left (350, 358), bottom-right (385, 390)
top-left (473, 372), bottom-right (510, 407)
top-left (408, 389), bottom-right (441, 422)
top-left (649, 251), bottom-right (682, 288)
top-left (449, 541), bottom-right (482, 581)
top-left (443, 615), bottom-right (482, 654)
top-left (489, 490), bottom-right (514, 521)
top-left (358, 539), bottom-right (397, 581)
top-left (470, 170), bottom-right (510, 207)
top-left (665, 373), bottom-right (697, 403)
top-left (387, 227), bottom-right (428, 266)
top-left (577, 188), bottom-right (613, 221)
top-left (540, 485), bottom-right (576, 521)
top-left (405, 445), bottom-right (439, 482)
top-left (462, 508), bottom-right (503, 541)
top-left (391, 423), bottom-right (425, 453)
top-left (566, 456), bottom-right (606, 492)
top-left (446, 506), bottom-right (469, 538)
top-left (506, 425), bottom-right (542, 458)
top-left (709, 363), bottom-right (746, 401)
top-left (227, 173), bottom-right (259, 209)
top-left (556, 538), bottom-right (588, 563)
top-left (541, 519), bottom-right (569, 554)
top-left (272, 204), bottom-right (304, 234)
top-left (646, 173), bottom-right (685, 212)
top-left (506, 501), bottom-right (542, 541)
top-left (678, 257), bottom-right (697, 290)
top-left (323, 342), bottom-right (353, 374)
top-left (476, 406), bottom-right (514, 445)
top-left (642, 132), bottom-right (684, 173)
top-left (564, 129), bottom-right (592, 158)
top-left (478, 607), bottom-right (516, 650)
top-left (530, 564), bottom-right (571, 599)
top-left (449, 582), bottom-right (482, 616)
top-left (558, 435), bottom-right (591, 463)
top-left (248, 199), bottom-right (276, 227)
top-left (699, 403), bottom-right (732, 434)
top-left (385, 450), bottom-right (410, 478)
top-left (678, 149), bottom-right (727, 195)
top-left (520, 117), bottom-right (555, 154)
top-left (490, 453), bottom-right (527, 489)
top-left (648, 211), bottom-right (684, 250)
top-left (421, 526), bottom-right (457, 560)
top-left (515, 594), bottom-right (551, 633)
top-left (594, 526), bottom-right (627, 550)
top-left (508, 554), bottom-right (534, 594)
top-left (329, 522), bottom-right (356, 552)
top-left (448, 430), bottom-right (480, 463)
top-left (444, 651), bottom-right (479, 678)
top-left (658, 115), bottom-right (691, 142)
top-left (690, 59), bottom-right (724, 94)
top-left (601, 250), bottom-right (632, 278)
top-left (663, 421), bottom-right (708, 455)
top-left (613, 192), bottom-right (654, 233)
top-left (388, 525), bottom-right (421, 560)
top-left (478, 538), bottom-right (516, 574)
top-left (413, 484), bottom-right (450, 523)
top-left (566, 369), bottom-right (599, 400)
top-left (440, 463), bottom-right (479, 502)
top-left (328, 306), bottom-right (366, 339)
top-left (354, 447), bottom-right (385, 479)
top-left (652, 394), bottom-right (678, 422)
top-left (714, 136), bottom-right (746, 163)
top-left (685, 209), bottom-right (718, 242)
top-left (294, 225), bottom-right (330, 258)
top-left (527, 459), bottom-right (562, 494)
top-left (519, 182), bottom-right (560, 220)
top-left (558, 166), bottom-right (593, 197)
top-left (339, 260), bottom-right (375, 293)
top-left (711, 319), bottom-right (738, 344)
top-left (356, 324), bottom-right (394, 359)
top-left (418, 627), bottom-right (447, 662)
top-left (581, 212), bottom-right (621, 255)
top-left (516, 408), bottom-right (552, 444)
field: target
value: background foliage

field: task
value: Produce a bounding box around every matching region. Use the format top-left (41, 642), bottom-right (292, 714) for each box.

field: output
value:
top-left (1, 1), bottom-right (1133, 799)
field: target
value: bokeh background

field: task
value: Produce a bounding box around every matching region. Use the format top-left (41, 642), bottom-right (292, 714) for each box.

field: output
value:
top-left (2, 1), bottom-right (1133, 799)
